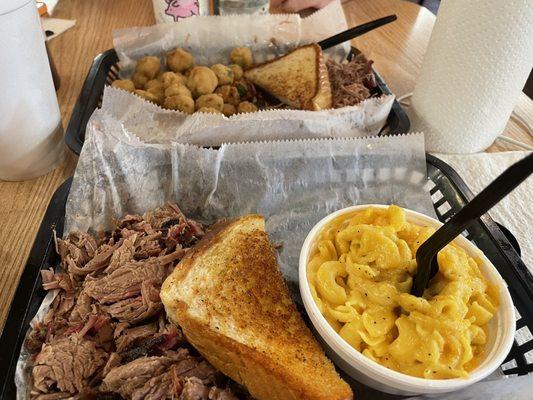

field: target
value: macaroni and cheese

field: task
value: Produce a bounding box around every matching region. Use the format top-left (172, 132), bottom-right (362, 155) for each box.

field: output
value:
top-left (307, 205), bottom-right (499, 379)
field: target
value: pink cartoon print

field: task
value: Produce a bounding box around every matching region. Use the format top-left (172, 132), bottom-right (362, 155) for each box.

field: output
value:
top-left (165, 0), bottom-right (200, 21)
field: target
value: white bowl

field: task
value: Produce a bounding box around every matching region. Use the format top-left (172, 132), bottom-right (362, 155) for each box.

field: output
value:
top-left (299, 204), bottom-right (516, 396)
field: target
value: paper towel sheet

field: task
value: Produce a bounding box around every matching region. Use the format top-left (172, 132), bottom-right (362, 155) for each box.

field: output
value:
top-left (434, 151), bottom-right (532, 272)
top-left (407, 373), bottom-right (533, 400)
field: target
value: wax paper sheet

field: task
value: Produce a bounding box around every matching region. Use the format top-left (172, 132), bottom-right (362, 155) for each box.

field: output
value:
top-left (64, 109), bottom-right (434, 289)
top-left (113, 1), bottom-right (350, 74)
top-left (107, 1), bottom-right (395, 144)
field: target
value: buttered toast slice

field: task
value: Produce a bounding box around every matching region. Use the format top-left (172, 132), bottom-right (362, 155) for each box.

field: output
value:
top-left (244, 44), bottom-right (332, 111)
top-left (161, 215), bottom-right (352, 400)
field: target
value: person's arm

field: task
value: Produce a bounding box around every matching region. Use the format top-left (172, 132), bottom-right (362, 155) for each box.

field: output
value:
top-left (270, 0), bottom-right (345, 13)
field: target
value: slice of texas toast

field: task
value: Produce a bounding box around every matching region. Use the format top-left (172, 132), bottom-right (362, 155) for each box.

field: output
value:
top-left (161, 215), bottom-right (352, 400)
top-left (244, 44), bottom-right (332, 111)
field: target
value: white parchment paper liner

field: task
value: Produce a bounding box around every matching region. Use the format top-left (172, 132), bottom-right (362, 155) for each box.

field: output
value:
top-left (64, 109), bottom-right (435, 286)
top-left (107, 1), bottom-right (395, 144)
top-left (102, 87), bottom-right (395, 146)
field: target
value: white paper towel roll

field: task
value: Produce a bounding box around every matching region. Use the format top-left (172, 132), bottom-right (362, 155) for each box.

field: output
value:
top-left (409, 0), bottom-right (533, 153)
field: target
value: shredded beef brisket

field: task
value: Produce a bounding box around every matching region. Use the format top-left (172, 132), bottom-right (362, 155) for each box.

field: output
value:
top-left (101, 352), bottom-right (184, 397)
top-left (57, 231), bottom-right (98, 275)
top-left (32, 336), bottom-right (107, 394)
top-left (180, 377), bottom-right (210, 400)
top-left (115, 322), bottom-right (157, 353)
top-left (32, 392), bottom-right (74, 400)
top-left (83, 248), bottom-right (184, 304)
top-left (208, 387), bottom-right (239, 400)
top-left (27, 204), bottom-right (243, 399)
top-left (326, 53), bottom-right (377, 108)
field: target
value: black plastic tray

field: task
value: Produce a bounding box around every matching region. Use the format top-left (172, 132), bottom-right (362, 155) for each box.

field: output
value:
top-left (65, 48), bottom-right (410, 155)
top-left (1, 155), bottom-right (532, 399)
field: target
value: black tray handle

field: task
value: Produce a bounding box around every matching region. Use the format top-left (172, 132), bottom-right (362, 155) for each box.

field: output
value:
top-left (65, 50), bottom-right (119, 156)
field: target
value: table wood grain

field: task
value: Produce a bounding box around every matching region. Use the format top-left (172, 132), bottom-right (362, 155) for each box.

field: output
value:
top-left (0, 0), bottom-right (531, 330)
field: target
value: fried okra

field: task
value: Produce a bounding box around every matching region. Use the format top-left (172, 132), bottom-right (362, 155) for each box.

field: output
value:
top-left (229, 47), bottom-right (253, 69)
top-left (222, 103), bottom-right (236, 117)
top-left (186, 66), bottom-right (218, 98)
top-left (132, 72), bottom-right (149, 89)
top-left (195, 94), bottom-right (224, 111)
top-left (237, 101), bottom-right (258, 113)
top-left (111, 79), bottom-right (135, 92)
top-left (215, 85), bottom-right (240, 106)
top-left (134, 89), bottom-right (159, 104)
top-left (165, 83), bottom-right (192, 98)
top-left (167, 48), bottom-right (194, 73)
top-left (159, 71), bottom-right (187, 88)
top-left (164, 95), bottom-right (195, 114)
top-left (135, 56), bottom-right (160, 80)
top-left (197, 107), bottom-right (222, 114)
top-left (210, 64), bottom-right (234, 85)
top-left (229, 64), bottom-right (243, 80)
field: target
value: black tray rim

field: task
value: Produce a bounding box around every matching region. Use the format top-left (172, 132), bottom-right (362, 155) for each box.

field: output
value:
top-left (64, 48), bottom-right (410, 156)
top-left (0, 178), bottom-right (72, 398)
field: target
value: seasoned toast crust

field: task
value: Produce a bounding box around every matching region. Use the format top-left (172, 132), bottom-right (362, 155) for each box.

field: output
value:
top-left (161, 215), bottom-right (352, 400)
top-left (244, 44), bottom-right (332, 111)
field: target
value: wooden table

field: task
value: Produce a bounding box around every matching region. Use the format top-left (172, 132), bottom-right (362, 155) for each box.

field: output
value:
top-left (0, 0), bottom-right (531, 329)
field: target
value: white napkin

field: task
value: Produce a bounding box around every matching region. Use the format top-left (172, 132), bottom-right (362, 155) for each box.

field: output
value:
top-left (434, 151), bottom-right (532, 272)
top-left (408, 373), bottom-right (533, 400)
top-left (42, 18), bottom-right (76, 41)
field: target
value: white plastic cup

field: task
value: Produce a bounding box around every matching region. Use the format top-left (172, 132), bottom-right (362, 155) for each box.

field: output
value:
top-left (299, 205), bottom-right (516, 396)
top-left (0, 0), bottom-right (64, 181)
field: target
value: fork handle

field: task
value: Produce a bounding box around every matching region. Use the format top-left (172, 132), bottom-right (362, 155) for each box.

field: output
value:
top-left (317, 15), bottom-right (397, 50)
top-left (412, 153), bottom-right (533, 296)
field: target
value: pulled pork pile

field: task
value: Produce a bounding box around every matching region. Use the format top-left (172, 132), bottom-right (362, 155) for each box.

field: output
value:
top-left (326, 53), bottom-right (377, 109)
top-left (26, 204), bottom-right (245, 400)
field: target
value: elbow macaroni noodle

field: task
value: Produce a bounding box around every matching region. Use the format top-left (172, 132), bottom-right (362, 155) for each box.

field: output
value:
top-left (307, 205), bottom-right (499, 379)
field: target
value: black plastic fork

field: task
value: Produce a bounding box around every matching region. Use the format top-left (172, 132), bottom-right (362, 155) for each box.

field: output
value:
top-left (317, 15), bottom-right (397, 50)
top-left (411, 153), bottom-right (533, 297)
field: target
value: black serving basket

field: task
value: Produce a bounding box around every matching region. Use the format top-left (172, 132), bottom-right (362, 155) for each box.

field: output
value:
top-left (1, 154), bottom-right (532, 399)
top-left (64, 48), bottom-right (410, 156)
